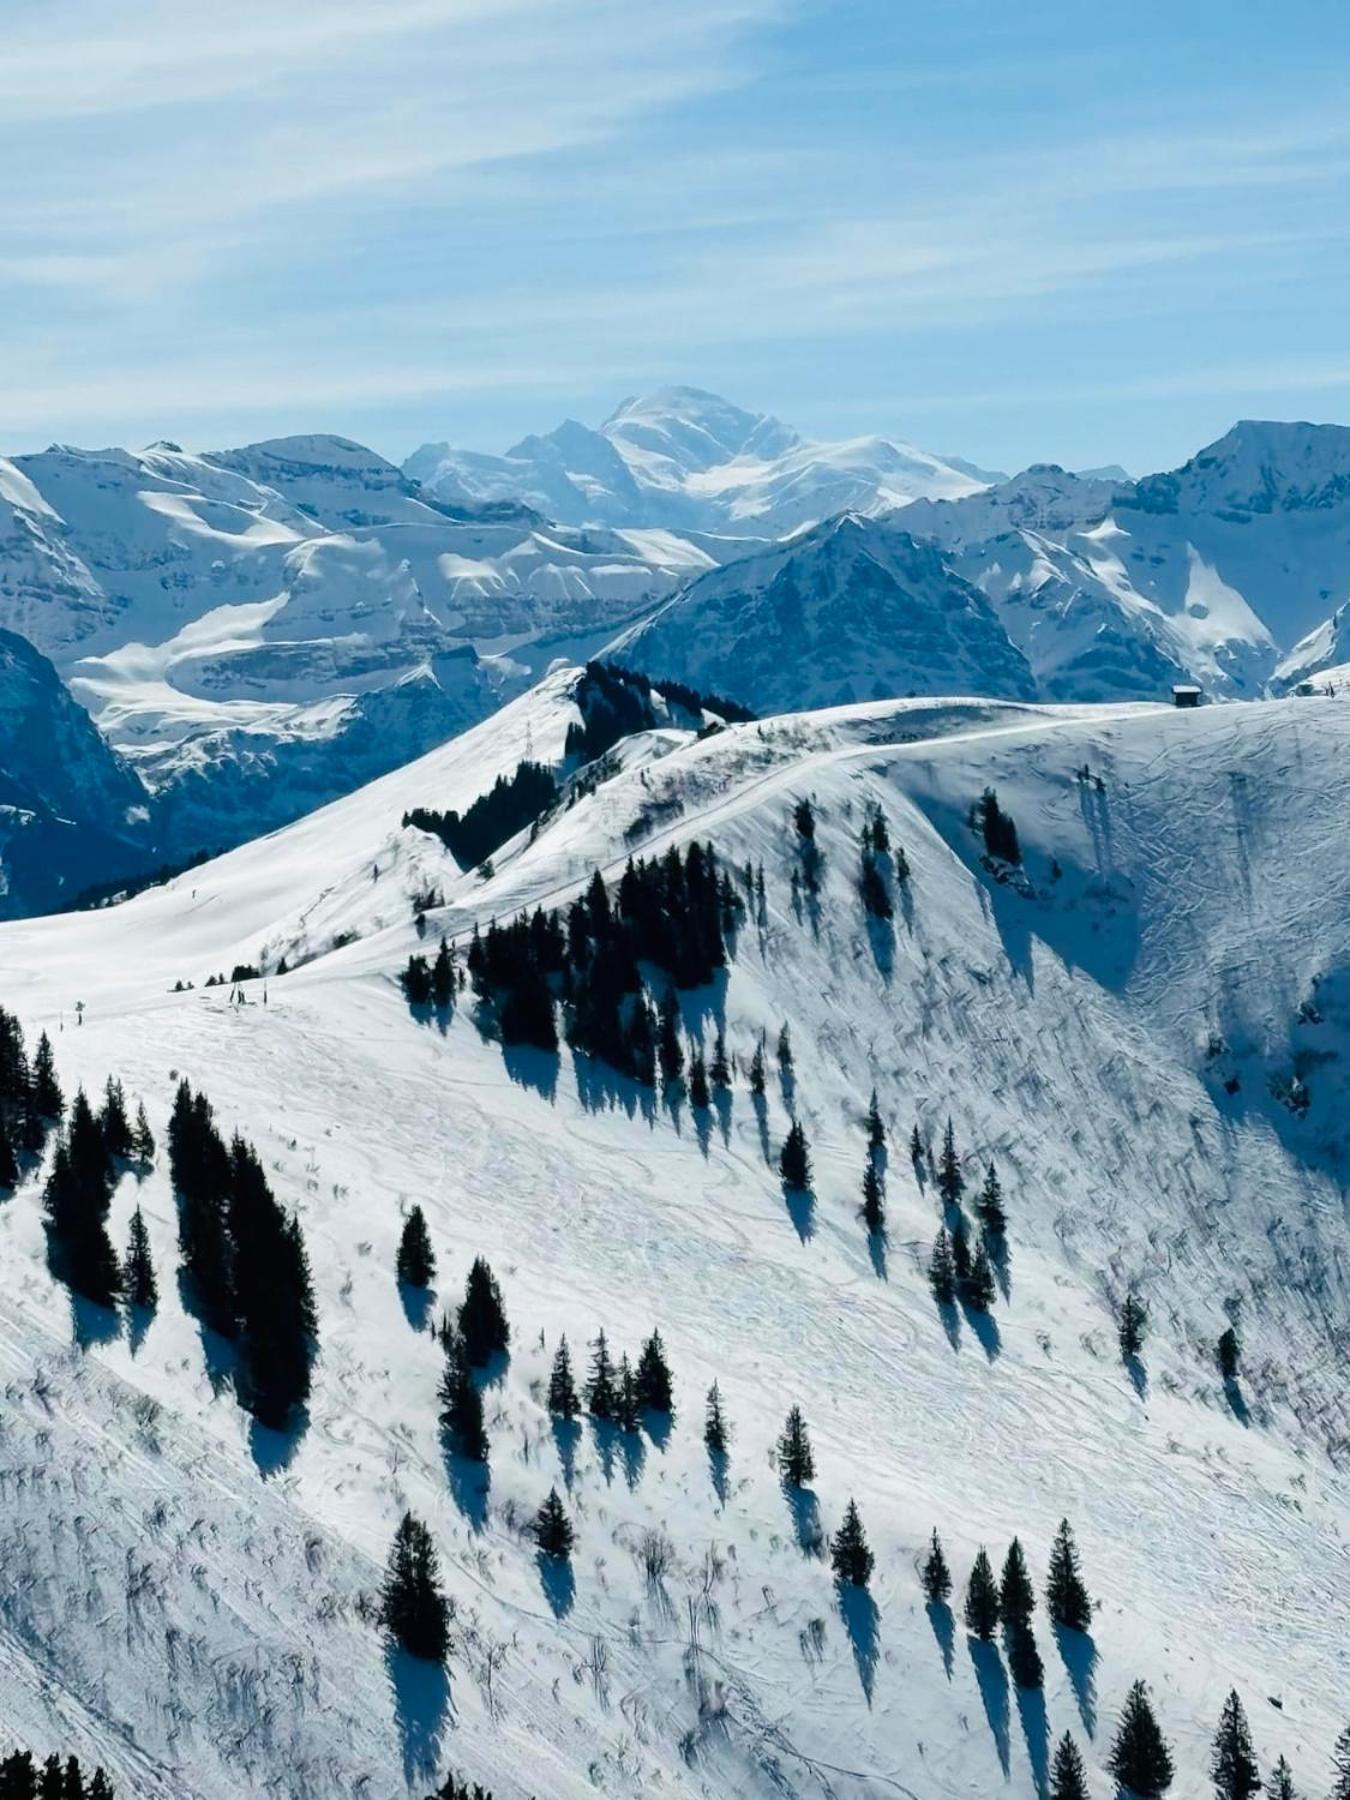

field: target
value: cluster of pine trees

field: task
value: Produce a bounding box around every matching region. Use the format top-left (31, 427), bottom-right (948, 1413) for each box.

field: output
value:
top-left (563, 661), bottom-right (753, 764)
top-left (545, 1326), bottom-right (675, 1446)
top-left (858, 804), bottom-right (908, 920)
top-left (168, 1082), bottom-right (317, 1428)
top-left (0, 1752), bottom-right (113, 1798)
top-left (0, 1009), bottom-right (66, 1180)
top-left (42, 1081), bottom-right (152, 1308)
top-left (400, 937), bottom-right (459, 1010)
top-left (923, 1117), bottom-right (1005, 1313)
top-left (403, 759), bottom-right (558, 870)
top-left (436, 1257), bottom-right (511, 1463)
top-left (970, 785), bottom-right (1022, 865)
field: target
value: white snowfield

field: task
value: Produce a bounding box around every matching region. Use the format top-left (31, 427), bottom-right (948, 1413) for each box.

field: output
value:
top-left (0, 674), bottom-right (1347, 1798)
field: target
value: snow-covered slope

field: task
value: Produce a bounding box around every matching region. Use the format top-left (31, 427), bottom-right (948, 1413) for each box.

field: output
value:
top-left (608, 513), bottom-right (1037, 714)
top-left (407, 386), bottom-right (988, 538)
top-left (0, 675), bottom-right (1346, 1797)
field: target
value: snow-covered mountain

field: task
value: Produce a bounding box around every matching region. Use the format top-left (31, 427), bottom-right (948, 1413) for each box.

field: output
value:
top-left (407, 386), bottom-right (989, 538)
top-left (0, 669), bottom-right (1346, 1795)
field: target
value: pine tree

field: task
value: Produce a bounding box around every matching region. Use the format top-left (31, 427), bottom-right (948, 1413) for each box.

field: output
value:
top-left (532, 1486), bottom-right (574, 1558)
top-left (124, 1207), bottom-right (157, 1310)
top-left (777, 1022), bottom-right (793, 1069)
top-left (381, 1512), bottom-right (450, 1661)
top-left (438, 1327), bottom-right (488, 1462)
top-left (779, 1119), bottom-right (812, 1190)
top-left (397, 1207), bottom-right (436, 1288)
top-left (586, 1329), bottom-right (616, 1420)
top-left (909, 1122), bottom-right (924, 1170)
top-left (861, 1159), bottom-right (885, 1233)
top-left (130, 1101), bottom-right (155, 1164)
top-left (865, 1088), bottom-right (885, 1151)
top-left (615, 1355), bottom-right (640, 1433)
top-left (922, 1530), bottom-right (952, 1603)
top-left (1109, 1680), bottom-right (1174, 1798)
top-left (830, 1500), bottom-right (874, 1587)
top-left (1119, 1290), bottom-right (1148, 1358)
top-left (1210, 1689), bottom-right (1260, 1800)
top-left (635, 1330), bottom-right (674, 1415)
top-left (776, 1405), bottom-right (815, 1487)
top-left (964, 1548), bottom-right (1001, 1640)
top-left (709, 1028), bottom-right (731, 1089)
top-left (929, 1228), bottom-right (957, 1304)
top-left (704, 1381), bottom-right (728, 1453)
top-left (1000, 1538), bottom-right (1035, 1629)
top-left (459, 1257), bottom-right (509, 1366)
top-left (226, 1135), bottom-right (317, 1429)
top-left (687, 1050), bottom-right (710, 1109)
top-left (0, 1111), bottom-right (17, 1189)
top-left (63, 1761), bottom-right (83, 1800)
top-left (40, 1760), bottom-right (61, 1800)
top-left (432, 937), bottom-right (455, 1007)
top-left (657, 988), bottom-right (684, 1086)
top-left (1046, 1519), bottom-right (1093, 1632)
top-left (793, 798), bottom-right (815, 842)
top-left (1333, 1726), bottom-right (1350, 1800)
top-left (975, 1163), bottom-right (1006, 1233)
top-left (31, 1031), bottom-right (62, 1119)
top-left (1217, 1324), bottom-right (1241, 1382)
top-left (548, 1337), bottom-right (579, 1419)
top-left (748, 1040), bottom-right (766, 1097)
top-left (1267, 1756), bottom-right (1296, 1800)
top-left (100, 1076), bottom-right (133, 1159)
top-left (1007, 1622), bottom-right (1044, 1689)
top-left (961, 1240), bottom-right (997, 1311)
top-left (937, 1116), bottom-right (964, 1205)
top-left (1050, 1732), bottom-right (1091, 1800)
top-left (89, 1774), bottom-right (114, 1800)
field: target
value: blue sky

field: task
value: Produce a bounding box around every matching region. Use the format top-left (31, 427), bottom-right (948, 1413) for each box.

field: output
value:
top-left (4, 0), bottom-right (1350, 475)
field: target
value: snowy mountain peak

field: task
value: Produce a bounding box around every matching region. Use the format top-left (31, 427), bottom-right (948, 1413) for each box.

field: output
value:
top-left (1133, 418), bottom-right (1350, 518)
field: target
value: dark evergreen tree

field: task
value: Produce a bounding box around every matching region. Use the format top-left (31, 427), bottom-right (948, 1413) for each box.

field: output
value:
top-left (657, 989), bottom-right (684, 1086)
top-left (929, 1228), bottom-right (957, 1305)
top-left (687, 1050), bottom-right (710, 1110)
top-left (748, 1040), bottom-right (766, 1097)
top-left (532, 1486), bottom-right (574, 1558)
top-left (704, 1381), bottom-right (728, 1453)
top-left (1210, 1689), bottom-right (1260, 1800)
top-left (1109, 1680), bottom-right (1174, 1798)
top-left (63, 1762), bottom-right (83, 1800)
top-left (397, 1207), bottom-right (436, 1288)
top-left (31, 1031), bottom-right (62, 1120)
top-left (830, 1500), bottom-right (874, 1586)
top-left (438, 1327), bottom-right (488, 1462)
top-left (130, 1102), bottom-right (155, 1165)
top-left (586, 1329), bottom-right (616, 1420)
top-left (614, 1355), bottom-right (640, 1433)
top-left (776, 1022), bottom-right (793, 1069)
top-left (0, 1750), bottom-right (36, 1799)
top-left (381, 1512), bottom-right (450, 1661)
top-left (0, 1111), bottom-right (17, 1189)
top-left (401, 954), bottom-right (434, 1005)
top-left (1007, 1622), bottom-right (1044, 1689)
top-left (964, 1548), bottom-right (1001, 1640)
top-left (227, 1135), bottom-right (317, 1428)
top-left (499, 967), bottom-right (557, 1051)
top-left (709, 1028), bottom-right (731, 1089)
top-left (975, 1163), bottom-right (1006, 1234)
top-left (865, 1088), bottom-right (885, 1152)
top-left (936, 1116), bottom-right (964, 1205)
top-left (1050, 1732), bottom-right (1091, 1800)
top-left (1333, 1726), bottom-right (1350, 1800)
top-left (459, 1257), bottom-right (509, 1367)
top-left (861, 1159), bottom-right (885, 1234)
top-left (89, 1774), bottom-right (114, 1800)
top-left (99, 1077), bottom-right (133, 1159)
top-left (909, 1122), bottom-right (924, 1171)
top-left (167, 1080), bottom-right (235, 1332)
top-left (1119, 1290), bottom-right (1148, 1358)
top-left (922, 1530), bottom-right (952, 1603)
top-left (779, 1119), bottom-right (812, 1190)
top-left (431, 937), bottom-right (455, 1007)
top-left (1217, 1324), bottom-right (1241, 1382)
top-left (1267, 1756), bottom-right (1296, 1800)
top-left (39, 1761), bottom-right (61, 1800)
top-left (42, 1107), bottom-right (122, 1308)
top-left (547, 1337), bottom-right (579, 1419)
top-left (635, 1330), bottom-right (674, 1415)
top-left (859, 852), bottom-right (893, 920)
top-left (977, 787), bottom-right (1022, 864)
top-left (1000, 1538), bottom-right (1035, 1629)
top-left (776, 1405), bottom-right (815, 1487)
top-left (793, 798), bottom-right (815, 842)
top-left (961, 1240), bottom-right (997, 1311)
top-left (1046, 1519), bottom-right (1093, 1632)
top-left (124, 1207), bottom-right (157, 1310)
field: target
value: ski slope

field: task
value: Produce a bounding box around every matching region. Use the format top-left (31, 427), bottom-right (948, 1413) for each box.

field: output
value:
top-left (0, 678), bottom-right (1346, 1797)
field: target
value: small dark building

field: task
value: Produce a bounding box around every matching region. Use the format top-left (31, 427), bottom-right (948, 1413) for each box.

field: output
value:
top-left (1172, 684), bottom-right (1202, 708)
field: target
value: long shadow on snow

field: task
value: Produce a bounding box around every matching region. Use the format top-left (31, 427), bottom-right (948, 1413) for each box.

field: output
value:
top-left (443, 1444), bottom-right (490, 1532)
top-left (386, 1644), bottom-right (452, 1787)
top-left (398, 1281), bottom-right (435, 1333)
top-left (867, 1227), bottom-right (888, 1281)
top-left (249, 1410), bottom-right (308, 1479)
top-left (968, 1637), bottom-right (1011, 1775)
top-left (926, 1599), bottom-right (955, 1680)
top-left (126, 1302), bottom-right (154, 1358)
top-left (552, 1417), bottom-right (581, 1491)
top-left (1015, 1675), bottom-right (1051, 1796)
top-left (961, 1303), bottom-right (1001, 1362)
top-left (1054, 1624), bottom-right (1099, 1736)
top-left (1124, 1353), bottom-right (1148, 1401)
top-left (571, 1052), bottom-right (656, 1126)
top-left (1223, 1375), bottom-right (1252, 1427)
top-left (865, 912), bottom-right (895, 981)
top-left (175, 1269), bottom-right (238, 1395)
top-left (537, 1549), bottom-right (575, 1619)
top-left (785, 1487), bottom-right (825, 1558)
top-left (751, 1091), bottom-right (772, 1165)
top-left (68, 1289), bottom-right (122, 1351)
top-left (782, 1181), bottom-right (816, 1243)
top-left (502, 1042), bottom-right (559, 1105)
top-left (707, 1445), bottom-right (731, 1510)
top-left (837, 1581), bottom-right (879, 1707)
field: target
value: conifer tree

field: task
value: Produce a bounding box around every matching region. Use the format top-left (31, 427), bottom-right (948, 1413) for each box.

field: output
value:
top-left (1046, 1519), bottom-right (1093, 1632)
top-left (776, 1022), bottom-right (793, 1069)
top-left (0, 1112), bottom-right (17, 1190)
top-left (909, 1122), bottom-right (924, 1171)
top-left (866, 1088), bottom-right (885, 1152)
top-left (459, 1257), bottom-right (509, 1366)
top-left (532, 1486), bottom-right (574, 1559)
top-left (937, 1116), bottom-right (964, 1205)
top-left (130, 1101), bottom-right (155, 1165)
top-left (615, 1355), bottom-right (640, 1433)
top-left (100, 1077), bottom-right (133, 1159)
top-left (1333, 1726), bottom-right (1350, 1800)
top-left (748, 1040), bottom-right (766, 1098)
top-left (1007, 1622), bottom-right (1044, 1689)
top-left (1267, 1756), bottom-right (1296, 1800)
top-left (776, 1405), bottom-right (815, 1487)
top-left (397, 1207), bottom-right (436, 1288)
top-left (793, 798), bottom-right (815, 842)
top-left (1050, 1732), bottom-right (1091, 1800)
top-left (922, 1530), bottom-right (952, 1603)
top-left (31, 1031), bottom-right (62, 1119)
top-left (63, 1761), bottom-right (83, 1800)
top-left (687, 1050), bottom-right (710, 1109)
top-left (961, 1240), bottom-right (997, 1311)
top-left (704, 1381), bottom-right (728, 1453)
top-left (381, 1512), bottom-right (450, 1661)
top-left (710, 1028), bottom-right (731, 1089)
top-left (438, 1326), bottom-right (488, 1462)
top-left (976, 1163), bottom-right (1006, 1233)
top-left (124, 1207), bottom-right (157, 1310)
top-left (1109, 1680), bottom-right (1174, 1797)
top-left (929, 1228), bottom-right (957, 1304)
top-left (779, 1119), bottom-right (812, 1190)
top-left (1217, 1324), bottom-right (1241, 1382)
top-left (657, 989), bottom-right (684, 1086)
top-left (432, 937), bottom-right (455, 1007)
top-left (1119, 1290), bottom-right (1148, 1358)
top-left (1000, 1538), bottom-right (1035, 1629)
top-left (1210, 1689), bottom-right (1260, 1800)
top-left (964, 1548), bottom-right (1001, 1640)
top-left (830, 1500), bottom-right (874, 1587)
top-left (586, 1329), bottom-right (616, 1419)
top-left (635, 1330), bottom-right (674, 1415)
top-left (40, 1759), bottom-right (61, 1800)
top-left (89, 1773), bottom-right (114, 1800)
top-left (227, 1135), bottom-right (317, 1428)
top-left (548, 1337), bottom-right (579, 1419)
top-left (861, 1159), bottom-right (885, 1233)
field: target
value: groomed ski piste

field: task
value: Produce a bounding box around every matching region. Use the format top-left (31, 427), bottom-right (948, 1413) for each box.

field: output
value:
top-left (0, 668), bottom-right (1346, 1797)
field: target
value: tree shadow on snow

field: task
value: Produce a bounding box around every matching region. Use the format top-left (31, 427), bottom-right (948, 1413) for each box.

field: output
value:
top-left (785, 1486), bottom-right (825, 1558)
top-left (926, 1599), bottom-right (955, 1680)
top-left (867, 1228), bottom-right (888, 1281)
top-left (968, 1637), bottom-right (1011, 1775)
top-left (935, 1298), bottom-right (962, 1352)
top-left (987, 1232), bottom-right (1012, 1301)
top-left (571, 1052), bottom-right (654, 1127)
top-left (866, 913), bottom-right (895, 982)
top-left (783, 1183), bottom-right (816, 1243)
top-left (399, 1282), bottom-right (435, 1333)
top-left (713, 1087), bottom-right (733, 1148)
top-left (662, 1082), bottom-right (686, 1136)
top-left (552, 1417), bottom-right (581, 1491)
top-left (68, 1290), bottom-right (122, 1351)
top-left (752, 1092), bottom-right (772, 1165)
top-left (1053, 1624), bottom-right (1098, 1736)
top-left (386, 1643), bottom-right (451, 1787)
top-left (536, 1550), bottom-right (575, 1619)
top-left (126, 1302), bottom-right (154, 1357)
top-left (644, 1408), bottom-right (673, 1454)
top-left (692, 1105), bottom-right (713, 1159)
top-left (1015, 1678), bottom-right (1051, 1796)
top-left (962, 1304), bottom-right (1001, 1363)
top-left (444, 1447), bottom-right (490, 1533)
top-left (175, 1269), bottom-right (238, 1396)
top-left (1124, 1353), bottom-right (1148, 1401)
top-left (249, 1409), bottom-right (308, 1479)
top-left (501, 1043), bottom-right (559, 1105)
top-left (1223, 1376), bottom-right (1252, 1427)
top-left (707, 1445), bottom-right (731, 1510)
top-left (779, 1064), bottom-right (797, 1113)
top-left (591, 1417), bottom-right (619, 1486)
top-left (838, 1582), bottom-right (879, 1706)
